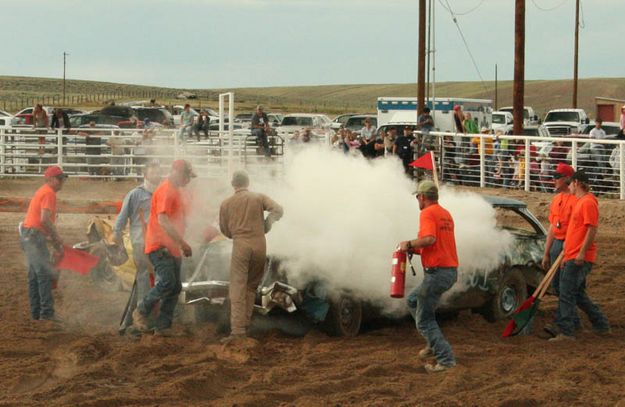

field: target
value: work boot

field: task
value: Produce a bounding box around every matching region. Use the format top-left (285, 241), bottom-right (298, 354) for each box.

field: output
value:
top-left (548, 333), bottom-right (575, 342)
top-left (424, 362), bottom-right (456, 374)
top-left (418, 347), bottom-right (434, 360)
top-left (220, 334), bottom-right (246, 345)
top-left (132, 309), bottom-right (149, 331)
top-left (542, 323), bottom-right (560, 338)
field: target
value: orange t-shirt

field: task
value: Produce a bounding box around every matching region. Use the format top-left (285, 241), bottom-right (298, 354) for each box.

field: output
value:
top-left (418, 203), bottom-right (459, 268)
top-left (23, 184), bottom-right (57, 234)
top-left (563, 193), bottom-right (598, 263)
top-left (548, 192), bottom-right (577, 240)
top-left (144, 179), bottom-right (186, 257)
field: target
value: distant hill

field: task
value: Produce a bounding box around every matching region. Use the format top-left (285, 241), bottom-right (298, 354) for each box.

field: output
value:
top-left (1, 75), bottom-right (624, 117)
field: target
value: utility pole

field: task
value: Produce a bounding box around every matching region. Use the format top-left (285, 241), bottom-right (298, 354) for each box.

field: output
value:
top-left (495, 64), bottom-right (498, 110)
top-left (417, 0), bottom-right (426, 115)
top-left (572, 0), bottom-right (580, 108)
top-left (63, 52), bottom-right (69, 105)
top-left (513, 0), bottom-right (525, 136)
top-left (426, 0), bottom-right (432, 99)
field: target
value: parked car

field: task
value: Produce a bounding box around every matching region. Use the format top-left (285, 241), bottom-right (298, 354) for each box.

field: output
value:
top-left (498, 106), bottom-right (539, 127)
top-left (69, 113), bottom-right (126, 128)
top-left (134, 107), bottom-right (174, 127)
top-left (182, 195), bottom-right (547, 336)
top-left (492, 111), bottom-right (514, 134)
top-left (543, 108), bottom-right (589, 136)
top-left (344, 114), bottom-right (377, 135)
top-left (330, 113), bottom-right (358, 131)
top-left (234, 113), bottom-right (253, 128)
top-left (576, 121), bottom-right (621, 138)
top-left (15, 106), bottom-right (54, 125)
top-left (522, 125), bottom-right (550, 138)
top-left (0, 109), bottom-right (21, 126)
top-left (277, 113), bottom-right (333, 141)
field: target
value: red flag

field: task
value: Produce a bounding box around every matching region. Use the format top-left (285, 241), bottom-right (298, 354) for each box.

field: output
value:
top-left (55, 246), bottom-right (100, 275)
top-left (409, 151), bottom-right (434, 170)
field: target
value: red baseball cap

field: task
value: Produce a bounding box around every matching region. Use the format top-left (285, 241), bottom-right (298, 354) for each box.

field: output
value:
top-left (554, 163), bottom-right (574, 179)
top-left (44, 166), bottom-right (68, 178)
top-left (171, 159), bottom-right (197, 178)
top-left (453, 105), bottom-right (461, 111)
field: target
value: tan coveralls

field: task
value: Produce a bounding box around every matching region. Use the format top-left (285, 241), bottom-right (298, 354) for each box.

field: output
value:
top-left (219, 189), bottom-right (283, 336)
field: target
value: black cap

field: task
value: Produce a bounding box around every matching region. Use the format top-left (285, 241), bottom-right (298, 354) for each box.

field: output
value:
top-left (571, 169), bottom-right (589, 184)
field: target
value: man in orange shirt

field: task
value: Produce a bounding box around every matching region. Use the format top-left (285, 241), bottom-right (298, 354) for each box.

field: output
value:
top-left (399, 180), bottom-right (458, 373)
top-left (550, 170), bottom-right (610, 341)
top-left (541, 163), bottom-right (578, 337)
top-left (20, 166), bottom-right (67, 321)
top-left (133, 160), bottom-right (195, 336)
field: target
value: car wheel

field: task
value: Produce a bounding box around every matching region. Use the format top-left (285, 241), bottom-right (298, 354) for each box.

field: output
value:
top-left (323, 294), bottom-right (363, 337)
top-left (90, 260), bottom-right (123, 292)
top-left (483, 268), bottom-right (527, 322)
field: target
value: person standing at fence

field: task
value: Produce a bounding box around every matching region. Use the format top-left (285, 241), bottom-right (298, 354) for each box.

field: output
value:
top-left (417, 107), bottom-right (435, 151)
top-left (540, 163), bottom-right (579, 338)
top-left (20, 166), bottom-right (67, 322)
top-left (51, 108), bottom-right (71, 157)
top-left (179, 104), bottom-right (196, 142)
top-left (619, 105), bottom-right (625, 137)
top-left (549, 170), bottom-right (611, 341)
top-left (115, 161), bottom-right (162, 334)
top-left (399, 180), bottom-right (458, 373)
top-left (251, 105), bottom-right (271, 158)
top-left (194, 110), bottom-right (210, 141)
top-left (393, 126), bottom-right (417, 176)
top-left (33, 104), bottom-right (49, 160)
top-left (453, 106), bottom-right (466, 168)
top-left (132, 160), bottom-right (195, 336)
top-left (589, 119), bottom-right (609, 172)
top-left (219, 170), bottom-right (283, 342)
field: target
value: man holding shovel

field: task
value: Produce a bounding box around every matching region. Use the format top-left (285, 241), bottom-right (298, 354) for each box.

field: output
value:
top-left (114, 161), bottom-right (162, 334)
top-left (541, 163), bottom-right (578, 338)
top-left (549, 170), bottom-right (610, 341)
top-left (20, 166), bottom-right (67, 322)
top-left (132, 160), bottom-right (195, 336)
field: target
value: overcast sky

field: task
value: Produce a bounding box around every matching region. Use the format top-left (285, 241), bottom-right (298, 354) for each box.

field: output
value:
top-left (1, 0), bottom-right (622, 89)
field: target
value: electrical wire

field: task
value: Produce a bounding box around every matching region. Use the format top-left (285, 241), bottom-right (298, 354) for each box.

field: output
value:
top-left (530, 0), bottom-right (569, 12)
top-left (439, 0), bottom-right (490, 93)
top-left (438, 0), bottom-right (484, 16)
top-left (579, 0), bottom-right (585, 29)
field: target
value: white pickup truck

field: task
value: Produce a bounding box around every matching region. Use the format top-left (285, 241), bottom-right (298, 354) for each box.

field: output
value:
top-left (542, 108), bottom-right (589, 136)
top-left (498, 106), bottom-right (539, 127)
top-left (491, 111), bottom-right (514, 134)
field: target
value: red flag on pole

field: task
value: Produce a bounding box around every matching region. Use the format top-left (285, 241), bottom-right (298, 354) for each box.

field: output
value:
top-left (409, 151), bottom-right (434, 170)
top-left (55, 246), bottom-right (100, 275)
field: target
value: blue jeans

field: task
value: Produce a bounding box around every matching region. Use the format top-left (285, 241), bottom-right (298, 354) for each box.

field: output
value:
top-left (556, 260), bottom-right (610, 336)
top-left (137, 248), bottom-right (182, 330)
top-left (252, 128), bottom-right (270, 157)
top-left (120, 244), bottom-right (152, 329)
top-left (407, 267), bottom-right (457, 366)
top-left (20, 228), bottom-right (55, 320)
top-left (548, 238), bottom-right (581, 328)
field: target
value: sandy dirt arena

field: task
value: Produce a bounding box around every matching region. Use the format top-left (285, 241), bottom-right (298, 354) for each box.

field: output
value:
top-left (1, 178), bottom-right (625, 407)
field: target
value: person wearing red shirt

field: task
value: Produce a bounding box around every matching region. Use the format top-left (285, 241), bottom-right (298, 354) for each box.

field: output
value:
top-left (550, 170), bottom-right (610, 341)
top-left (133, 160), bottom-right (195, 336)
top-left (399, 180), bottom-right (458, 373)
top-left (20, 166), bottom-right (67, 321)
top-left (541, 163), bottom-right (578, 337)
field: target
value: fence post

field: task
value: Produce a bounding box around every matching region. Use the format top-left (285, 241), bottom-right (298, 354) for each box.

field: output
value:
top-left (618, 142), bottom-right (625, 200)
top-left (0, 127), bottom-right (5, 175)
top-left (524, 138), bottom-right (530, 192)
top-left (571, 140), bottom-right (578, 170)
top-left (479, 135), bottom-right (485, 188)
top-left (57, 129), bottom-right (63, 166)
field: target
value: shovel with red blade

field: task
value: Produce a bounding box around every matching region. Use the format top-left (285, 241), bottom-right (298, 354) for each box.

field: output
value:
top-left (501, 252), bottom-right (564, 338)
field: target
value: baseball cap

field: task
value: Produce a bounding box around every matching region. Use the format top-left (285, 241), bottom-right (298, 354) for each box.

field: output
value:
top-left (453, 105), bottom-right (461, 111)
top-left (571, 169), bottom-right (589, 184)
top-left (44, 166), bottom-right (68, 178)
top-left (553, 163), bottom-right (574, 179)
top-left (413, 180), bottom-right (438, 195)
top-left (171, 159), bottom-right (197, 178)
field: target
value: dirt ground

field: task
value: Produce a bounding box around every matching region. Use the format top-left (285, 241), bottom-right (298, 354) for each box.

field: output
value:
top-left (1, 178), bottom-right (625, 407)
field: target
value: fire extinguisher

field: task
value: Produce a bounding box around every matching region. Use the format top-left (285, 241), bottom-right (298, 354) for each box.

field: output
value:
top-left (390, 247), bottom-right (417, 298)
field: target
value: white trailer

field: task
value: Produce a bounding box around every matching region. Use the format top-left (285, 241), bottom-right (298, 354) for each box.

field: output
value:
top-left (377, 97), bottom-right (493, 132)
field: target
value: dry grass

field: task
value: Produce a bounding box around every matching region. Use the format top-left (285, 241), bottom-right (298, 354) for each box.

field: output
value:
top-left (1, 75), bottom-right (624, 117)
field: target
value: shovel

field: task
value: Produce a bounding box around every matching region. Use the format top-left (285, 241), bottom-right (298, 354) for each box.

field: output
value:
top-left (501, 252), bottom-right (563, 338)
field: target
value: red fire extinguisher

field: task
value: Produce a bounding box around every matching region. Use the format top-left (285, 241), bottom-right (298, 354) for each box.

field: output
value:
top-left (390, 247), bottom-right (417, 298)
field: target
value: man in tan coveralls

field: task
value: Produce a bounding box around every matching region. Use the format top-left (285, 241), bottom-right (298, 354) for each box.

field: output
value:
top-left (219, 170), bottom-right (283, 341)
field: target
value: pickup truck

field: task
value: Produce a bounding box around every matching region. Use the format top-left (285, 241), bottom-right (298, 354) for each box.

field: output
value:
top-left (498, 106), bottom-right (539, 127)
top-left (543, 108), bottom-right (589, 136)
top-left (491, 111), bottom-right (514, 134)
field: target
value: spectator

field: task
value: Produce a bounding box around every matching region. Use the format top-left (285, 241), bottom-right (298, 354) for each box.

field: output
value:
top-left (463, 112), bottom-right (479, 135)
top-left (50, 108), bottom-right (70, 131)
top-left (453, 105), bottom-right (464, 133)
top-left (453, 106), bottom-right (466, 167)
top-left (251, 105), bottom-right (271, 158)
top-left (417, 107), bottom-right (435, 151)
top-left (394, 126), bottom-right (417, 175)
top-left (589, 118), bottom-right (608, 171)
top-left (194, 110), bottom-right (210, 141)
top-left (471, 127), bottom-right (495, 183)
top-left (620, 105), bottom-right (625, 137)
top-left (384, 126), bottom-right (397, 155)
top-left (33, 104), bottom-right (49, 158)
top-left (549, 139), bottom-right (569, 166)
top-left (83, 121), bottom-right (103, 176)
top-left (179, 104), bottom-right (197, 142)
top-left (360, 118), bottom-right (377, 144)
top-left (345, 130), bottom-right (361, 155)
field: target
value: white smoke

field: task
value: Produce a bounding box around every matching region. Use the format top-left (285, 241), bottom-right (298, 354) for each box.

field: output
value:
top-left (247, 146), bottom-right (515, 313)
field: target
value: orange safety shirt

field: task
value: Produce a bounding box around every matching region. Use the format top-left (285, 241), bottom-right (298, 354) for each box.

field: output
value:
top-left (23, 184), bottom-right (57, 234)
top-left (548, 192), bottom-right (577, 240)
top-left (418, 203), bottom-right (459, 268)
top-left (563, 193), bottom-right (598, 263)
top-left (144, 179), bottom-right (186, 257)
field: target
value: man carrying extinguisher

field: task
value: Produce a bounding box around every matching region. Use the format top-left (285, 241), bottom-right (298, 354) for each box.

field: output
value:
top-left (399, 180), bottom-right (458, 373)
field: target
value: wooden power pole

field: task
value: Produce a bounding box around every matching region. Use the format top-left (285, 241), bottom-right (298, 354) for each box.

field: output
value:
top-left (417, 0), bottom-right (426, 115)
top-left (513, 0), bottom-right (525, 136)
top-left (63, 52), bottom-right (69, 105)
top-left (572, 0), bottom-right (580, 108)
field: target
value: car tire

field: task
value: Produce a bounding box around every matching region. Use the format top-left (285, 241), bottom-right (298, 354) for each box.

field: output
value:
top-left (483, 268), bottom-right (527, 322)
top-left (323, 294), bottom-right (363, 337)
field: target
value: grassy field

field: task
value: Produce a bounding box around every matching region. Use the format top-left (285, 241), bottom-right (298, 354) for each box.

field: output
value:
top-left (1, 75), bottom-right (624, 117)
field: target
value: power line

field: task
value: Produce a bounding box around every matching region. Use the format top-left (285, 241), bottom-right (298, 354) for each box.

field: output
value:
top-left (530, 0), bottom-right (569, 12)
top-left (439, 0), bottom-right (489, 93)
top-left (579, 0), bottom-right (585, 29)
top-left (438, 0), bottom-right (484, 16)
